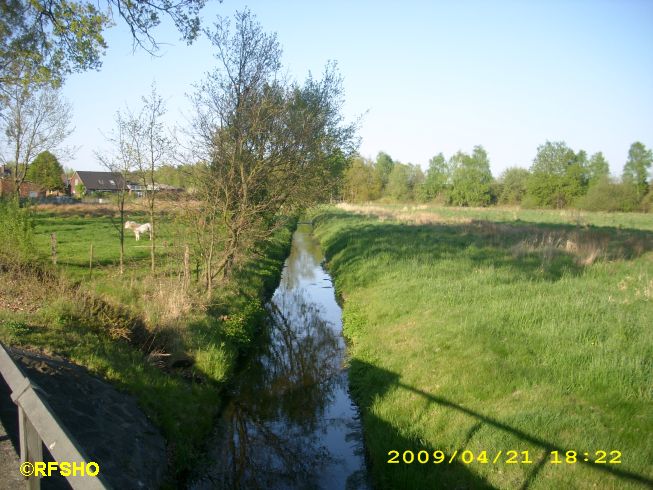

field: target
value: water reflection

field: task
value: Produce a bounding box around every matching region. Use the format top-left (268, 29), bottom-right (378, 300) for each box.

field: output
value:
top-left (192, 227), bottom-right (369, 490)
top-left (281, 228), bottom-right (325, 291)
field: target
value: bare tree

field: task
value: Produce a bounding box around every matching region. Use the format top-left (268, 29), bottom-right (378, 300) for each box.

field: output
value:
top-left (96, 111), bottom-right (139, 274)
top-left (133, 85), bottom-right (172, 273)
top-left (188, 9), bottom-right (357, 294)
top-left (0, 83), bottom-right (73, 197)
top-left (96, 88), bottom-right (170, 274)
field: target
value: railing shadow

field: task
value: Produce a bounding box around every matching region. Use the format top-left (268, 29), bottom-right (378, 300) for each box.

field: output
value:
top-left (350, 358), bottom-right (653, 489)
top-left (348, 358), bottom-right (496, 489)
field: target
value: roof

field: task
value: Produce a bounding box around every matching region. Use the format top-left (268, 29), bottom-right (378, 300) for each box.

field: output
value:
top-left (74, 171), bottom-right (125, 191)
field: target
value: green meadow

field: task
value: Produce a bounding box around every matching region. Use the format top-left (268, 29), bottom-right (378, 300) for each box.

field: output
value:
top-left (341, 202), bottom-right (653, 231)
top-left (30, 205), bottom-right (182, 282)
top-left (0, 203), bottom-right (293, 481)
top-left (312, 206), bottom-right (653, 490)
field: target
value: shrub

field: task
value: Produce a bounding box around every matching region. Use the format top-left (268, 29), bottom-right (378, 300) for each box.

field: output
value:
top-left (221, 299), bottom-right (265, 347)
top-left (0, 198), bottom-right (35, 264)
top-left (640, 188), bottom-right (653, 213)
top-left (3, 320), bottom-right (31, 342)
top-left (498, 167), bottom-right (530, 205)
top-left (576, 178), bottom-right (640, 212)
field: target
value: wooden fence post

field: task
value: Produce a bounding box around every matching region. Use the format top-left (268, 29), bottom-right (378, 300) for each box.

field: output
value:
top-left (50, 233), bottom-right (57, 266)
top-left (89, 244), bottom-right (94, 279)
top-left (183, 244), bottom-right (190, 288)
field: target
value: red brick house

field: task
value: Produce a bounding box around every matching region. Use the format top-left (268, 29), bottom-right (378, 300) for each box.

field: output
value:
top-left (0, 179), bottom-right (46, 198)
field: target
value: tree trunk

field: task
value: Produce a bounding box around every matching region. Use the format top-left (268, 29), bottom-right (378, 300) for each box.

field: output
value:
top-left (205, 234), bottom-right (215, 297)
top-left (149, 203), bottom-right (155, 273)
top-left (119, 196), bottom-right (125, 275)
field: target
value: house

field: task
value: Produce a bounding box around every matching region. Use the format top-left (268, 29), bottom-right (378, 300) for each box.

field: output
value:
top-left (149, 183), bottom-right (183, 193)
top-left (0, 164), bottom-right (69, 198)
top-left (70, 171), bottom-right (126, 195)
top-left (0, 179), bottom-right (46, 198)
top-left (125, 182), bottom-right (183, 197)
top-left (0, 165), bottom-right (46, 198)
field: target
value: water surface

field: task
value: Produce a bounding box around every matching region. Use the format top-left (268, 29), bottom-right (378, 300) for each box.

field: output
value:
top-left (192, 225), bottom-right (370, 489)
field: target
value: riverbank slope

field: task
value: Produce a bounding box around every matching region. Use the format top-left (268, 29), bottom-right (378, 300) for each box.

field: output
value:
top-left (312, 206), bottom-right (653, 489)
top-left (0, 203), bottom-right (295, 485)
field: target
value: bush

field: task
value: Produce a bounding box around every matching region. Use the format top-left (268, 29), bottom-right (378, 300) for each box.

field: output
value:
top-left (0, 198), bottom-right (35, 264)
top-left (576, 178), bottom-right (640, 212)
top-left (4, 320), bottom-right (31, 342)
top-left (498, 167), bottom-right (530, 205)
top-left (640, 188), bottom-right (653, 213)
top-left (221, 299), bottom-right (265, 347)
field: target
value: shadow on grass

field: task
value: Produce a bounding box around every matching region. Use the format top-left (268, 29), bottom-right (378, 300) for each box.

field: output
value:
top-left (350, 358), bottom-right (653, 489)
top-left (348, 358), bottom-right (494, 489)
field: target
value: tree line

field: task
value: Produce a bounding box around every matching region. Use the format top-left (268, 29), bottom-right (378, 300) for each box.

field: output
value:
top-left (343, 142), bottom-right (653, 212)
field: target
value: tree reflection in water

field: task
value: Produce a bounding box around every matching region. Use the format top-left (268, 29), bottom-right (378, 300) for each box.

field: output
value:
top-left (192, 227), bottom-right (368, 490)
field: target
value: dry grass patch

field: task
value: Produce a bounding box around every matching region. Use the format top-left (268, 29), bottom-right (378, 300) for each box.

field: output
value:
top-left (0, 268), bottom-right (58, 313)
top-left (508, 227), bottom-right (648, 266)
top-left (33, 199), bottom-right (197, 218)
top-left (337, 202), bottom-right (471, 225)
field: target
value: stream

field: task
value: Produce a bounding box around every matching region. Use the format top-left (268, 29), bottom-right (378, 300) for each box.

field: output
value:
top-left (191, 224), bottom-right (371, 489)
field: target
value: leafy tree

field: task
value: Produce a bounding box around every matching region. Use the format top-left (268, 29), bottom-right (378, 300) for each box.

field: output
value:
top-left (409, 164), bottom-right (426, 201)
top-left (154, 164), bottom-right (195, 189)
top-left (422, 153), bottom-right (449, 201)
top-left (587, 152), bottom-right (610, 185)
top-left (343, 157), bottom-right (382, 202)
top-left (571, 149), bottom-right (590, 189)
top-left (574, 150), bottom-right (589, 168)
top-left (188, 9), bottom-right (357, 291)
top-left (375, 152), bottom-right (394, 190)
top-left (566, 150), bottom-right (590, 198)
top-left (0, 0), bottom-right (207, 87)
top-left (526, 141), bottom-right (585, 208)
top-left (449, 146), bottom-right (493, 206)
top-left (640, 185), bottom-right (653, 213)
top-left (498, 167), bottom-right (530, 205)
top-left (25, 151), bottom-right (64, 191)
top-left (622, 141), bottom-right (653, 200)
top-left (386, 163), bottom-right (411, 201)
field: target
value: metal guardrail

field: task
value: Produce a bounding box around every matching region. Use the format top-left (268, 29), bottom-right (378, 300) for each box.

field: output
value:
top-left (0, 342), bottom-right (110, 489)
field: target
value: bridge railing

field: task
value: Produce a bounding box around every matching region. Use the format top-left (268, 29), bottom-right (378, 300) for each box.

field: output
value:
top-left (0, 342), bottom-right (109, 489)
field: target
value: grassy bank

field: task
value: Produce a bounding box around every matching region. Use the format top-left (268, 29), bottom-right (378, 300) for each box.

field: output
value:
top-left (0, 201), bottom-right (294, 482)
top-left (311, 206), bottom-right (652, 489)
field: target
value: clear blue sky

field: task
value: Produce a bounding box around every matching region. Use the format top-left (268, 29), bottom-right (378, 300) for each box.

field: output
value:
top-left (63, 0), bottom-right (653, 177)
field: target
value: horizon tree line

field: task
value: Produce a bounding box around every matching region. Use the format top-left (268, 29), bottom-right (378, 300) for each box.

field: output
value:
top-left (343, 141), bottom-right (653, 212)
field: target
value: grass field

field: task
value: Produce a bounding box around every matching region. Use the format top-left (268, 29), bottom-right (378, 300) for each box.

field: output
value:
top-left (311, 204), bottom-right (653, 490)
top-left (0, 201), bottom-right (293, 482)
top-left (342, 202), bottom-right (653, 231)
